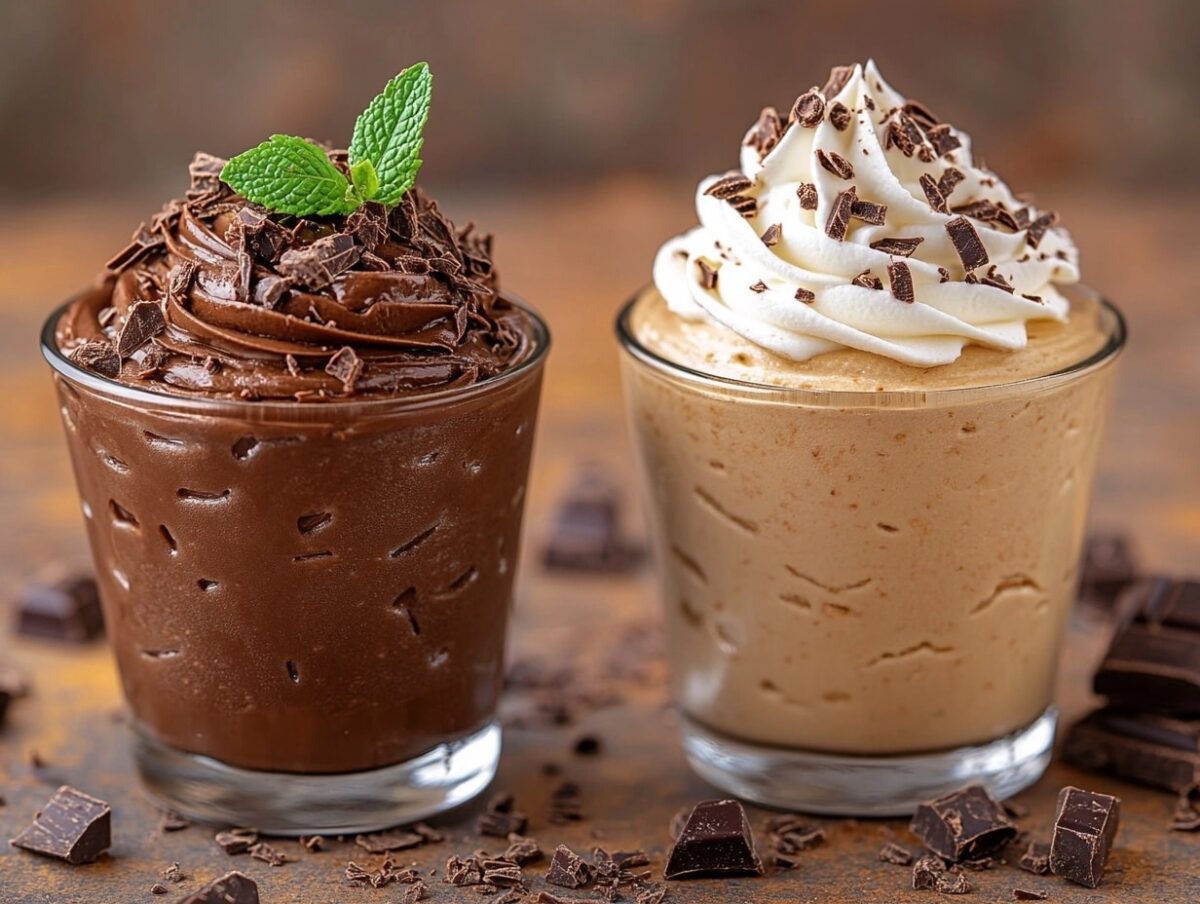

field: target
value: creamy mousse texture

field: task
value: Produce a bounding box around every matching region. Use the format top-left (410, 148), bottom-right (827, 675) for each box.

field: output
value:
top-left (51, 154), bottom-right (544, 773)
top-left (623, 63), bottom-right (1120, 755)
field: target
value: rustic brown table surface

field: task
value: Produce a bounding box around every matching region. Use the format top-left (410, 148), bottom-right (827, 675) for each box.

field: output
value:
top-left (1, 183), bottom-right (1198, 902)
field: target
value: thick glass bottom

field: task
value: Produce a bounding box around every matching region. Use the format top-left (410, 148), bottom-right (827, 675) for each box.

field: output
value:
top-left (133, 721), bottom-right (501, 835)
top-left (680, 707), bottom-right (1055, 817)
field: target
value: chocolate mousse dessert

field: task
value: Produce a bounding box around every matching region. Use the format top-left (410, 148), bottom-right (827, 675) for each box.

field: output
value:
top-left (43, 63), bottom-right (549, 831)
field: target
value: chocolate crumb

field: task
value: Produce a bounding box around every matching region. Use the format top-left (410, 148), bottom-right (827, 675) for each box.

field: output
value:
top-left (938, 266), bottom-right (951, 283)
top-left (829, 102), bottom-right (851, 131)
top-left (573, 735), bottom-right (602, 756)
top-left (825, 187), bottom-right (856, 241)
top-left (919, 174), bottom-right (948, 213)
top-left (158, 810), bottom-right (190, 833)
top-left (300, 835), bottom-right (323, 852)
top-left (163, 863), bottom-right (186, 884)
top-left (791, 90), bottom-right (826, 127)
top-left (214, 828), bottom-right (258, 855)
top-left (870, 237), bottom-right (923, 257)
top-left (696, 259), bottom-right (719, 290)
top-left (1170, 785), bottom-right (1200, 831)
top-left (249, 840), bottom-right (291, 866)
top-left (549, 780), bottom-right (585, 824)
top-left (749, 280), bottom-right (768, 294)
top-left (797, 183), bottom-right (819, 210)
top-left (794, 288), bottom-right (816, 303)
top-left (816, 149), bottom-right (854, 180)
top-left (744, 107), bottom-right (784, 159)
top-left (150, 884), bottom-right (168, 895)
top-left (1018, 841), bottom-right (1051, 875)
top-left (852, 270), bottom-right (883, 291)
top-left (912, 854), bottom-right (971, 894)
top-left (477, 792), bottom-right (529, 838)
top-left (945, 216), bottom-right (990, 271)
top-left (879, 841), bottom-right (914, 865)
top-left (760, 223), bottom-right (783, 246)
top-left (504, 833), bottom-right (544, 864)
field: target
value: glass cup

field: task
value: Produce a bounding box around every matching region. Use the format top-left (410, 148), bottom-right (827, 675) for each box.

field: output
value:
top-left (42, 292), bottom-right (549, 833)
top-left (617, 285), bottom-right (1125, 815)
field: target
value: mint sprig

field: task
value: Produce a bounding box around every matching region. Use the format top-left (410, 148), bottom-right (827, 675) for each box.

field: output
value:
top-left (219, 62), bottom-right (433, 216)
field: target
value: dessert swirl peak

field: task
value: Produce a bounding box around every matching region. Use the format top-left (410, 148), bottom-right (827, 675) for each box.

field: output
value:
top-left (653, 60), bottom-right (1080, 367)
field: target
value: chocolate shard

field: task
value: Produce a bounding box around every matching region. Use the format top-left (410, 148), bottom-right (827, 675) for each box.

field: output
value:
top-left (850, 198), bottom-right (887, 225)
top-left (546, 844), bottom-right (592, 888)
top-left (749, 280), bottom-right (768, 294)
top-left (937, 167), bottom-right (965, 199)
top-left (909, 785), bottom-right (1016, 862)
top-left (945, 216), bottom-right (990, 271)
top-left (911, 854), bottom-right (971, 894)
top-left (105, 222), bottom-right (165, 272)
top-left (214, 828), bottom-right (258, 855)
top-left (927, 124), bottom-right (962, 157)
top-left (158, 810), bottom-right (190, 833)
top-left (1079, 534), bottom-right (1138, 607)
top-left (760, 223), bottom-right (783, 246)
top-left (870, 237), bottom-right (923, 257)
top-left (277, 233), bottom-right (360, 289)
top-left (1018, 840), bottom-right (1051, 875)
top-left (829, 101), bottom-right (851, 131)
top-left (791, 89), bottom-right (826, 127)
top-left (704, 172), bottom-right (754, 200)
top-left (696, 258), bottom-right (719, 290)
top-left (116, 300), bottom-right (167, 358)
top-left (664, 799), bottom-right (763, 880)
top-left (355, 827), bottom-right (425, 853)
top-left (71, 339), bottom-right (121, 379)
top-left (1049, 786), bottom-right (1120, 888)
top-left (175, 871), bottom-right (259, 904)
top-left (9, 785), bottom-right (111, 864)
top-left (503, 833), bottom-right (543, 864)
top-left (794, 288), bottom-right (816, 303)
top-left (821, 64), bottom-right (854, 99)
top-left (744, 106), bottom-right (784, 159)
top-left (816, 149), bottom-right (854, 180)
top-left (1025, 211), bottom-right (1059, 249)
top-left (477, 792), bottom-right (529, 838)
top-left (919, 173), bottom-right (948, 213)
top-left (15, 572), bottom-right (103, 643)
top-left (888, 261), bottom-right (915, 304)
top-left (1062, 706), bottom-right (1199, 793)
top-left (825, 187), bottom-right (857, 241)
top-left (1012, 890), bottom-right (1048, 901)
top-left (797, 182), bottom-right (819, 210)
top-left (852, 270), bottom-right (883, 291)
top-left (878, 841), bottom-right (914, 865)
top-left (1094, 578), bottom-right (1200, 714)
top-left (325, 346), bottom-right (363, 392)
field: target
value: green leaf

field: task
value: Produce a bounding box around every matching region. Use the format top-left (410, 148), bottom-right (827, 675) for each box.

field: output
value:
top-left (350, 158), bottom-right (380, 201)
top-left (349, 62), bottom-right (433, 205)
top-left (220, 135), bottom-right (361, 216)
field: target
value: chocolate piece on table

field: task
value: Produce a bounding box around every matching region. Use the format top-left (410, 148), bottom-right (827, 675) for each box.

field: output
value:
top-left (176, 871), bottom-right (259, 904)
top-left (9, 785), bottom-right (111, 864)
top-left (70, 339), bottom-right (122, 378)
top-left (909, 784), bottom-right (1016, 862)
top-left (1062, 706), bottom-right (1199, 792)
top-left (477, 792), bottom-right (529, 837)
top-left (214, 827), bottom-right (258, 855)
top-left (546, 844), bottom-right (592, 888)
top-left (911, 854), bottom-right (971, 894)
top-left (503, 833), bottom-right (543, 864)
top-left (1049, 786), bottom-right (1120, 888)
top-left (14, 571), bottom-right (103, 642)
top-left (878, 841), bottom-right (914, 865)
top-left (158, 809), bottom-right (190, 832)
top-left (1093, 577), bottom-right (1200, 715)
top-left (1012, 891), bottom-right (1048, 901)
top-left (1079, 534), bottom-right (1138, 607)
top-left (1017, 840), bottom-right (1051, 874)
top-left (0, 668), bottom-right (27, 727)
top-left (356, 827), bottom-right (425, 853)
top-left (1170, 784), bottom-right (1200, 831)
top-left (664, 799), bottom-right (763, 880)
top-left (542, 469), bottom-right (642, 573)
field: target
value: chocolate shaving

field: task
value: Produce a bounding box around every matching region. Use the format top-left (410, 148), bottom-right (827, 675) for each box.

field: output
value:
top-left (888, 261), bottom-right (915, 303)
top-left (870, 236), bottom-right (923, 256)
top-left (825, 187), bottom-right (856, 241)
top-left (829, 102), bottom-right (851, 131)
top-left (927, 124), bottom-right (962, 157)
top-left (886, 121), bottom-right (916, 157)
top-left (749, 280), bottom-right (768, 294)
top-left (324, 346), bottom-right (363, 391)
top-left (744, 107), bottom-right (784, 159)
top-left (945, 216), bottom-right (990, 271)
top-left (277, 233), bottom-right (361, 289)
top-left (980, 266), bottom-right (1014, 293)
top-left (705, 172), bottom-right (754, 199)
top-left (71, 339), bottom-right (121, 378)
top-left (852, 270), bottom-right (883, 290)
top-left (937, 167), bottom-right (965, 199)
top-left (797, 183), bottom-right (818, 210)
top-left (938, 266), bottom-right (951, 283)
top-left (903, 100), bottom-right (940, 128)
top-left (791, 90), bottom-right (826, 127)
top-left (795, 288), bottom-right (816, 303)
top-left (728, 195), bottom-right (757, 217)
top-left (816, 149), bottom-right (854, 179)
top-left (696, 259), bottom-right (719, 290)
top-left (253, 275), bottom-right (288, 309)
top-left (821, 64), bottom-right (854, 99)
top-left (760, 223), bottom-right (782, 246)
top-left (1013, 891), bottom-right (1048, 901)
top-left (105, 223), bottom-right (165, 273)
top-left (1025, 211), bottom-right (1059, 248)
top-left (850, 198), bottom-right (887, 225)
top-left (919, 174), bottom-right (948, 213)
top-left (116, 301), bottom-right (166, 358)
top-left (166, 261), bottom-right (197, 298)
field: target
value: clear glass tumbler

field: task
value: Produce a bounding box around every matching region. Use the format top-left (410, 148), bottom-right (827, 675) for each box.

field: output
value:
top-left (42, 293), bottom-right (549, 833)
top-left (617, 285), bottom-right (1124, 815)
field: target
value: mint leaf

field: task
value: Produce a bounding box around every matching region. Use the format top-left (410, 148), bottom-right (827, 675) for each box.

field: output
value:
top-left (350, 158), bottom-right (380, 201)
top-left (220, 135), bottom-right (361, 216)
top-left (349, 62), bottom-right (432, 205)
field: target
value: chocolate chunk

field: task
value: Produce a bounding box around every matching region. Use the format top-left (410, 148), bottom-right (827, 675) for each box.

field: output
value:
top-left (821, 64), bottom-right (854, 99)
top-left (151, 884), bottom-right (168, 895)
top-left (888, 262), bottom-right (915, 303)
top-left (664, 799), bottom-right (763, 879)
top-left (1062, 707), bottom-right (1199, 792)
top-left (15, 572), bottom-right (103, 642)
top-left (344, 202), bottom-right (389, 251)
top-left (504, 833), bottom-right (543, 864)
top-left (870, 237), bottom-right (923, 257)
top-left (548, 780), bottom-right (585, 824)
top-left (1094, 578), bottom-right (1200, 714)
top-left (850, 198), bottom-right (887, 225)
top-left (937, 167), bottom-right (965, 199)
top-left (1080, 534), bottom-right (1138, 607)
top-left (749, 280), bottom-right (768, 294)
top-left (696, 259), bottom-right (719, 290)
top-left (1025, 211), bottom-right (1059, 249)
top-left (1012, 891), bottom-right (1048, 901)
top-left (1018, 841), bottom-right (1051, 874)
top-left (349, 857), bottom-right (417, 888)
top-left (825, 187), bottom-right (856, 241)
top-left (277, 233), bottom-right (360, 289)
top-left (356, 827), bottom-right (425, 853)
top-left (546, 844), bottom-right (592, 888)
top-left (1049, 786), bottom-right (1120, 888)
top-left (912, 854), bottom-right (971, 894)
top-left (324, 346), bottom-right (363, 392)
top-left (300, 834), bottom-right (324, 851)
top-left (253, 274), bottom-right (289, 309)
top-left (766, 813), bottom-right (824, 868)
top-left (760, 223), bottom-right (782, 246)
top-left (71, 339), bottom-right (121, 379)
top-left (398, 881), bottom-right (428, 904)
top-left (159, 810), bottom-right (190, 833)
top-left (852, 270), bottom-right (883, 290)
top-left (791, 90), bottom-right (826, 127)
top-left (816, 149), bottom-right (854, 180)
top-left (744, 107), bottom-right (784, 159)
top-left (477, 792), bottom-right (529, 837)
top-left (1170, 784), bottom-right (1200, 831)
top-left (945, 216), bottom-right (990, 271)
top-left (704, 172), bottom-right (753, 200)
top-left (980, 266), bottom-right (1015, 293)
top-left (919, 174), bottom-right (948, 213)
top-left (797, 182), bottom-right (818, 210)
top-left (9, 785), bottom-right (111, 864)
top-left (886, 120), bottom-right (916, 157)
top-left (927, 124), bottom-right (962, 157)
top-left (909, 785), bottom-right (1016, 862)
top-left (879, 841), bottom-right (914, 865)
top-left (542, 469), bottom-right (642, 573)
top-left (829, 101), bottom-right (851, 131)
top-left (176, 871), bottom-right (259, 904)
top-left (249, 840), bottom-right (291, 866)
top-left (795, 288), bottom-right (816, 303)
top-left (116, 301), bottom-right (166, 358)
top-left (105, 222), bottom-right (165, 272)
top-left (215, 828), bottom-right (258, 855)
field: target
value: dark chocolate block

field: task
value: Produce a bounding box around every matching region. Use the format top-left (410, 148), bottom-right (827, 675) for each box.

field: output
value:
top-left (176, 871), bottom-right (259, 904)
top-left (1062, 706), bottom-right (1199, 792)
top-left (1049, 786), bottom-right (1120, 888)
top-left (909, 784), bottom-right (1016, 862)
top-left (14, 572), bottom-right (103, 642)
top-left (9, 785), bottom-right (111, 864)
top-left (664, 799), bottom-right (763, 879)
top-left (542, 469), bottom-right (643, 573)
top-left (545, 844), bottom-right (592, 888)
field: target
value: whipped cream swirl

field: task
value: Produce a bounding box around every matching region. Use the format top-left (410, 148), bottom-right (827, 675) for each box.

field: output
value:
top-left (654, 61), bottom-right (1080, 367)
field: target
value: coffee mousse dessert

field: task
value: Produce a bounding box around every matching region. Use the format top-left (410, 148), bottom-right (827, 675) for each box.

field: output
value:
top-left (49, 141), bottom-right (546, 780)
top-left (620, 60), bottom-right (1124, 789)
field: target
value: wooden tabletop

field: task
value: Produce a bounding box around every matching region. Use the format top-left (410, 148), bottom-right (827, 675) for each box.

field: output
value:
top-left (1, 182), bottom-right (1198, 902)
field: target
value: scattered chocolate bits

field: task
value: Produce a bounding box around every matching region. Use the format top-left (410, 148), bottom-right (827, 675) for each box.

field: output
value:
top-left (825, 187), bottom-right (856, 241)
top-left (816, 149), bottom-right (854, 180)
top-left (945, 216), bottom-right (990, 271)
top-left (15, 571), bottom-right (103, 643)
top-left (477, 792), bottom-right (529, 838)
top-left (546, 844), bottom-right (593, 888)
top-left (1018, 841), bottom-right (1051, 875)
top-left (878, 841), bottom-right (914, 865)
top-left (791, 89), bottom-right (826, 127)
top-left (214, 827), bottom-right (258, 855)
top-left (348, 857), bottom-right (418, 888)
top-left (504, 833), bottom-right (544, 864)
top-left (749, 280), bottom-right (768, 294)
top-left (10, 785), bottom-right (111, 864)
top-left (919, 174), bottom-right (948, 213)
top-left (1049, 786), bottom-right (1120, 888)
top-left (249, 840), bottom-right (291, 867)
top-left (744, 107), bottom-right (784, 160)
top-left (664, 799), bottom-right (763, 880)
top-left (176, 872), bottom-right (258, 904)
top-left (909, 785), bottom-right (1016, 862)
top-left (794, 288), bottom-right (816, 303)
top-left (70, 339), bottom-right (121, 378)
top-left (760, 223), bottom-right (783, 246)
top-left (852, 270), bottom-right (883, 291)
top-left (765, 814), bottom-right (824, 869)
top-left (912, 854), bottom-right (971, 894)
top-left (324, 346), bottom-right (363, 392)
top-left (696, 259), bottom-right (719, 290)
top-left (870, 237), bottom-right (923, 257)
top-left (937, 167), bottom-right (965, 199)
top-left (356, 827), bottom-right (426, 853)
top-left (888, 261), bottom-right (915, 304)
top-left (796, 183), bottom-right (818, 210)
top-left (829, 101), bottom-right (851, 131)
top-left (116, 301), bottom-right (167, 358)
top-left (850, 197), bottom-right (887, 225)
top-left (1025, 211), bottom-right (1059, 249)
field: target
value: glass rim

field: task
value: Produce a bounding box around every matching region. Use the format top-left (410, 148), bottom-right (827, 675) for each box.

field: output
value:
top-left (41, 291), bottom-right (551, 418)
top-left (615, 283), bottom-right (1126, 407)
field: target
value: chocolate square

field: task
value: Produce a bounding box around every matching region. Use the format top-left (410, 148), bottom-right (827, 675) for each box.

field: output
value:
top-left (664, 799), bottom-right (763, 879)
top-left (10, 785), bottom-right (111, 864)
top-left (909, 785), bottom-right (1016, 862)
top-left (1049, 786), bottom-right (1120, 888)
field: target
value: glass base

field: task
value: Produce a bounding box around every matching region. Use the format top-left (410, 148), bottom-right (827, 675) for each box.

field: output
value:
top-left (132, 721), bottom-right (501, 835)
top-left (680, 707), bottom-right (1055, 817)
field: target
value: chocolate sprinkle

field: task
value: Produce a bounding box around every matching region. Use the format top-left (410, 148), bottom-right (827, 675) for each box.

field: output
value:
top-left (829, 101), bottom-right (851, 131)
top-left (797, 183), bottom-right (819, 210)
top-left (945, 216), bottom-right (990, 271)
top-left (760, 223), bottom-right (783, 246)
top-left (816, 149), bottom-right (854, 180)
top-left (825, 187), bottom-right (856, 241)
top-left (116, 301), bottom-right (166, 358)
top-left (850, 198), bottom-right (887, 225)
top-left (870, 237), bottom-right (923, 257)
top-left (71, 339), bottom-right (121, 378)
top-left (919, 174), bottom-right (949, 213)
top-left (888, 261), bottom-right (915, 303)
top-left (791, 90), bottom-right (826, 127)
